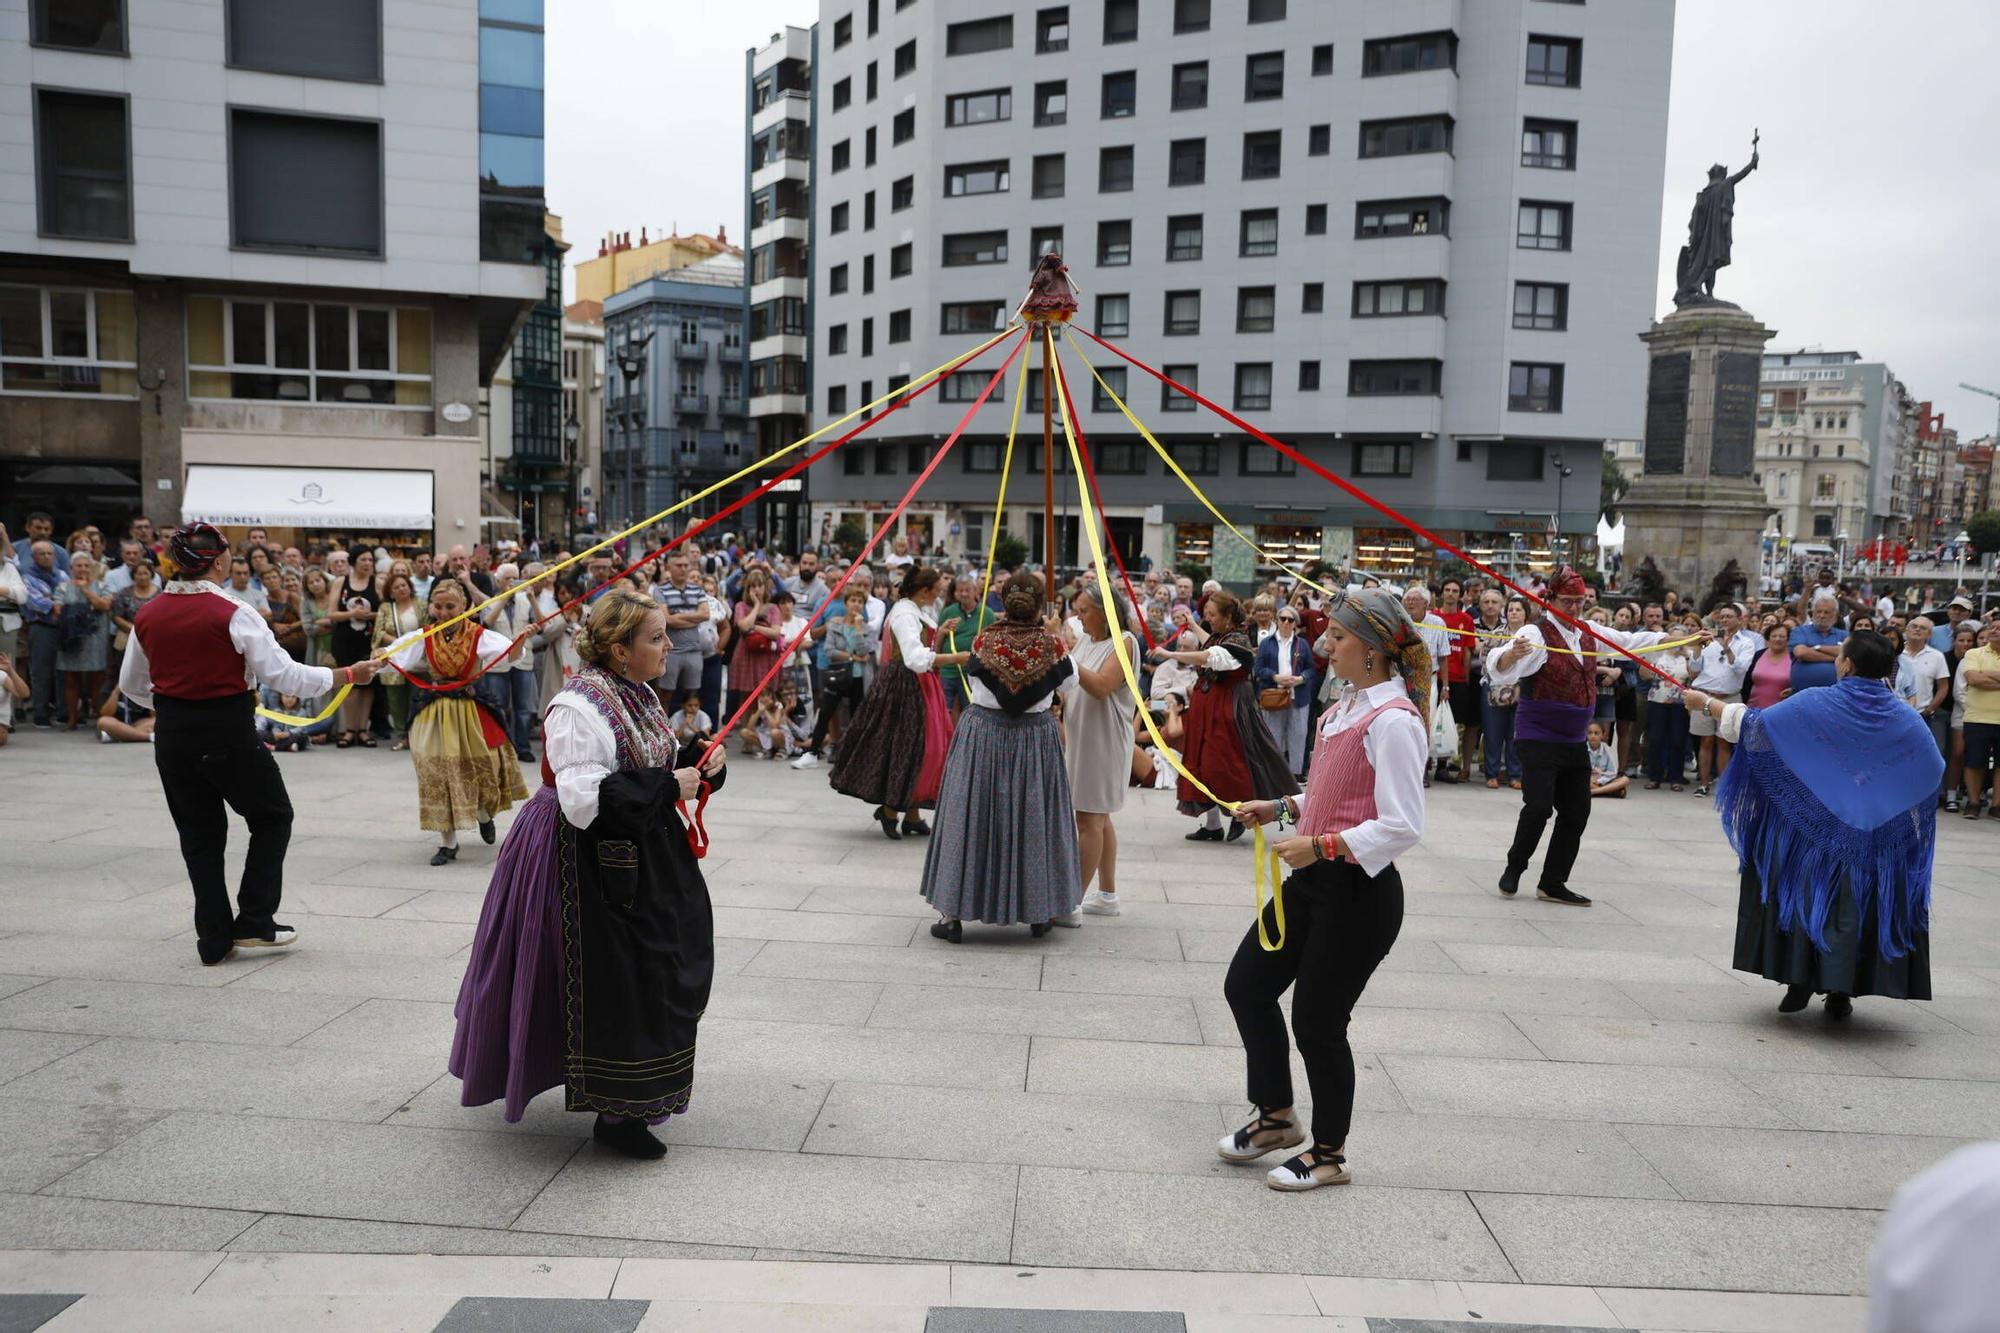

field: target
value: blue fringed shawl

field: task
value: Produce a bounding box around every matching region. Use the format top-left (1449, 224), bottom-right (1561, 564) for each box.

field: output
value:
top-left (1715, 677), bottom-right (1943, 961)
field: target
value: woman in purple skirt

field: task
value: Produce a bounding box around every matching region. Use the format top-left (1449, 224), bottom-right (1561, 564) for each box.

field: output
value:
top-left (447, 587), bottom-right (727, 1160)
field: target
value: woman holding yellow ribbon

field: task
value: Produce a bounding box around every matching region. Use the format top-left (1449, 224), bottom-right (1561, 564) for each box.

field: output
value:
top-left (1219, 587), bottom-right (1430, 1192)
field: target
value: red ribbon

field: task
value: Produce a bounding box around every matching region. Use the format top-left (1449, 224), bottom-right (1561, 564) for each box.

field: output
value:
top-left (1047, 344), bottom-right (1156, 650)
top-left (678, 779), bottom-right (712, 860)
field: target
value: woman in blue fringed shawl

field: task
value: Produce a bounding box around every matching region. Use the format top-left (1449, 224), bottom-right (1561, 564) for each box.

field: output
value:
top-left (1682, 629), bottom-right (1943, 1020)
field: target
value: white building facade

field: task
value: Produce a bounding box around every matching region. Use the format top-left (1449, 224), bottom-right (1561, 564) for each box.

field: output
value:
top-left (800, 0), bottom-right (1673, 583)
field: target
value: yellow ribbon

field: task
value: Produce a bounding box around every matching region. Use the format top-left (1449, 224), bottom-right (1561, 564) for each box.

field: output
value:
top-left (253, 327), bottom-right (1023, 724)
top-left (1052, 342), bottom-right (1287, 951)
top-left (257, 683), bottom-right (351, 728)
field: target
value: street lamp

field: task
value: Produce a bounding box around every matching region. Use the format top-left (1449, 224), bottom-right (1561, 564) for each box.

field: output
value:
top-left (1550, 449), bottom-right (1577, 560)
top-left (616, 329), bottom-right (654, 529)
top-left (563, 413), bottom-right (581, 546)
top-left (1836, 529), bottom-right (1850, 582)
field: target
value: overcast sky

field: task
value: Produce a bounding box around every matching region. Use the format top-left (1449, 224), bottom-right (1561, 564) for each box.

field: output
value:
top-left (547, 0), bottom-right (2000, 437)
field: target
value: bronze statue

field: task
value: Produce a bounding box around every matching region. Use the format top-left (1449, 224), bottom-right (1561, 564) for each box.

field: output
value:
top-left (1673, 131), bottom-right (1759, 308)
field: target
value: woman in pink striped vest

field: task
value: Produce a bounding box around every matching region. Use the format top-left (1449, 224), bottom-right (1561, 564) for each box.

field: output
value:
top-left (1219, 587), bottom-right (1431, 1192)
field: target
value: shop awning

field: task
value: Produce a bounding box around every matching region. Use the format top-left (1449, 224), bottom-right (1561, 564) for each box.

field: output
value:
top-left (181, 465), bottom-right (434, 530)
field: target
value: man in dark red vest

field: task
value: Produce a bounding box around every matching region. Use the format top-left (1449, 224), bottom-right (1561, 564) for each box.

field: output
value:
top-left (119, 524), bottom-right (380, 964)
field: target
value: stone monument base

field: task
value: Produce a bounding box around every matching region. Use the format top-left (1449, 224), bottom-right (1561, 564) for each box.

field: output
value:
top-left (1619, 475), bottom-right (1769, 602)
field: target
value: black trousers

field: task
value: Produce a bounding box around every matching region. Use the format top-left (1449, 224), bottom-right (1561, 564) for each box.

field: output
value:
top-left (1506, 738), bottom-right (1592, 891)
top-left (153, 694), bottom-right (294, 962)
top-left (1224, 857), bottom-right (1404, 1148)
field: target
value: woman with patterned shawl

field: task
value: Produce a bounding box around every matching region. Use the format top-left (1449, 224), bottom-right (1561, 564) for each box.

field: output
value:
top-left (1682, 628), bottom-right (1942, 1019)
top-left (1148, 589), bottom-right (1300, 842)
top-left (828, 564), bottom-right (966, 839)
top-left (918, 573), bottom-right (1080, 941)
top-left (447, 587), bottom-right (727, 1161)
top-left (384, 577), bottom-right (530, 866)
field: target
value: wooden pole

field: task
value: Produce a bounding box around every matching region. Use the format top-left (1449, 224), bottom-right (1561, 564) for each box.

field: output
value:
top-left (1042, 325), bottom-right (1056, 604)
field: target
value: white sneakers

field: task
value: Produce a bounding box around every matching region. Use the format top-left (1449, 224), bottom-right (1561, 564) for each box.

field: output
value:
top-left (233, 927), bottom-right (299, 950)
top-left (1049, 911), bottom-right (1083, 929)
top-left (789, 752), bottom-right (820, 769)
top-left (1080, 890), bottom-right (1121, 916)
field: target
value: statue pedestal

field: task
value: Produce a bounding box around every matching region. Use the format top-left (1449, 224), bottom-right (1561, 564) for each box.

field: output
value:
top-left (1623, 303), bottom-right (1776, 598)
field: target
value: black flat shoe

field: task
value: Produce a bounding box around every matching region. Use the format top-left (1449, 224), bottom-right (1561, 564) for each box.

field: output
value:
top-left (1497, 867), bottom-right (1522, 897)
top-left (1225, 819), bottom-right (1247, 842)
top-left (929, 919), bottom-right (962, 943)
top-left (1537, 884), bottom-right (1593, 907)
top-left (901, 816), bottom-right (931, 836)
top-left (876, 807), bottom-right (903, 840)
top-left (593, 1113), bottom-right (667, 1160)
top-left (1030, 922), bottom-right (1051, 938)
top-left (1185, 826), bottom-right (1222, 842)
top-left (479, 820), bottom-right (497, 844)
top-left (1824, 993), bottom-right (1853, 1021)
top-left (429, 846), bottom-right (458, 866)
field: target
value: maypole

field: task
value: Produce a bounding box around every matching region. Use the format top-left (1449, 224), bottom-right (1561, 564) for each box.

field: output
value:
top-left (1018, 250), bottom-right (1080, 605)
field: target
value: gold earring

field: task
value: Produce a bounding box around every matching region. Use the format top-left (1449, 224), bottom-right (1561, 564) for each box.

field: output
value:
top-left (1364, 649), bottom-right (1375, 673)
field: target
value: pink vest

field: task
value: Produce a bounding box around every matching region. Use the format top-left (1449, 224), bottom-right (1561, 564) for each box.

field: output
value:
top-left (1298, 694), bottom-right (1418, 851)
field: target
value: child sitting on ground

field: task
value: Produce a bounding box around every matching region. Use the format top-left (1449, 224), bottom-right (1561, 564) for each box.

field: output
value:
top-left (1586, 720), bottom-right (1628, 798)
top-left (672, 694), bottom-right (713, 749)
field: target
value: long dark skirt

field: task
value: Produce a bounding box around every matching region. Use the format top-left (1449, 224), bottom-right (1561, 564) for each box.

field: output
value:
top-left (1732, 867), bottom-right (1932, 1000)
top-left (919, 707), bottom-right (1081, 926)
top-left (1177, 675), bottom-right (1300, 816)
top-left (827, 659), bottom-right (951, 810)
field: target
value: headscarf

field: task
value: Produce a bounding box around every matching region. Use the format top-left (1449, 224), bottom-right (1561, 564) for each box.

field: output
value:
top-left (163, 523), bottom-right (227, 579)
top-left (1548, 564), bottom-right (1589, 599)
top-left (1327, 586), bottom-right (1433, 726)
top-left (972, 577), bottom-right (1065, 694)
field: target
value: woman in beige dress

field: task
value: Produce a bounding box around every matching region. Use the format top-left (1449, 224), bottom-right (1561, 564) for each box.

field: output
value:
top-left (1060, 586), bottom-right (1140, 918)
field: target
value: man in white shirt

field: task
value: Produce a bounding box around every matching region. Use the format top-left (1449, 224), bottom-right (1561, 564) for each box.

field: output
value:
top-left (225, 556), bottom-right (272, 619)
top-left (1687, 602), bottom-right (1761, 794)
top-left (104, 539), bottom-right (149, 593)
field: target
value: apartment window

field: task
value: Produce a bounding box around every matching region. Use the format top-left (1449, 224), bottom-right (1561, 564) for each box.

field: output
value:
top-left (864, 191), bottom-right (876, 230)
top-left (1097, 219), bottom-right (1132, 266)
top-left (947, 15), bottom-right (1013, 55)
top-left (1348, 359), bottom-right (1442, 396)
top-left (1356, 197), bottom-right (1449, 238)
top-left (1236, 286), bottom-right (1276, 333)
top-left (1308, 125), bottom-right (1330, 156)
top-left (1098, 435), bottom-right (1144, 473)
top-left (892, 108), bottom-right (915, 143)
top-left (1512, 282), bottom-right (1568, 331)
top-left (831, 139), bottom-right (851, 172)
top-left (1360, 115), bottom-right (1453, 158)
top-left (832, 77), bottom-right (853, 111)
top-left (1164, 290), bottom-right (1201, 335)
top-left (843, 442), bottom-right (865, 475)
top-left (905, 441), bottom-right (929, 473)
top-left (942, 300), bottom-right (1008, 334)
top-left (941, 369), bottom-right (1002, 402)
top-left (833, 13), bottom-right (853, 47)
top-left (946, 89), bottom-right (1012, 126)
top-left (1162, 369), bottom-right (1201, 417)
top-left (1239, 209), bottom-right (1278, 257)
top-left (1487, 442), bottom-right (1544, 481)
top-left (228, 0), bottom-right (381, 81)
top-left (1517, 200), bottom-right (1573, 251)
top-left (1242, 131), bottom-right (1282, 179)
top-left (1092, 365), bottom-right (1129, 411)
top-left (889, 242), bottom-right (913, 278)
top-left (33, 91), bottom-right (131, 242)
top-left (861, 317), bottom-right (875, 354)
top-left (1169, 138), bottom-right (1206, 186)
top-left (888, 309), bottom-right (912, 343)
top-left (1104, 0), bottom-right (1138, 44)
top-left (1353, 441), bottom-right (1413, 476)
top-left (1304, 204), bottom-right (1327, 236)
top-left (1102, 70), bottom-right (1137, 118)
top-left (1362, 31), bottom-right (1457, 76)
top-left (892, 175), bottom-right (914, 210)
top-left (1245, 52), bottom-right (1284, 101)
top-left (1166, 215), bottom-right (1203, 261)
top-left (894, 38), bottom-right (917, 77)
top-left (1508, 362), bottom-right (1564, 413)
top-left (867, 62), bottom-right (878, 100)
top-left (943, 229), bottom-right (1008, 265)
top-left (1037, 6), bottom-right (1069, 52)
top-left (1298, 360), bottom-right (1320, 391)
top-left (1352, 279), bottom-right (1444, 318)
top-left (1175, 0), bottom-right (1210, 33)
top-left (1032, 225), bottom-right (1064, 257)
top-left (229, 110), bottom-right (383, 256)
top-left (945, 159), bottom-right (1010, 196)
top-left (1172, 61), bottom-right (1210, 111)
top-left (1526, 35), bottom-right (1582, 87)
top-left (1035, 80), bottom-right (1068, 126)
top-left (1249, 0), bottom-right (1285, 20)
top-left (1096, 294), bottom-right (1130, 337)
top-left (1522, 118), bottom-right (1577, 169)
top-left (31, 0), bottom-right (124, 53)
top-left (1234, 363), bottom-right (1274, 412)
top-left (863, 127), bottom-right (877, 166)
top-left (1032, 153), bottom-right (1065, 198)
top-left (185, 296), bottom-right (432, 406)
top-left (827, 324), bottom-right (849, 355)
top-left (829, 264), bottom-right (850, 293)
top-left (0, 285), bottom-right (138, 396)
top-left (862, 256), bottom-right (876, 293)
top-left (1301, 282), bottom-right (1323, 313)
top-left (1311, 44), bottom-right (1333, 76)
top-left (1099, 146), bottom-right (1134, 192)
top-left (829, 201), bottom-right (850, 233)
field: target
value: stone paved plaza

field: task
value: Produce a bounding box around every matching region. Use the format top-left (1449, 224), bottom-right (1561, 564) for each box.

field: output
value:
top-left (1, 726), bottom-right (1996, 1330)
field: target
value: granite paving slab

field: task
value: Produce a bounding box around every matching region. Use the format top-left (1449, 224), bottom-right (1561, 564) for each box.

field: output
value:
top-left (743, 941), bottom-right (1044, 991)
top-left (223, 1214), bottom-right (755, 1259)
top-left (1379, 1056), bottom-right (1795, 1129)
top-left (1027, 1036), bottom-right (1405, 1113)
top-left (1506, 1014), bottom-right (1900, 1075)
top-left (0, 1097), bottom-right (169, 1193)
top-left (0, 1195), bottom-right (260, 1251)
top-left (868, 983), bottom-right (1202, 1044)
top-left (1729, 1070), bottom-right (2000, 1138)
top-left (0, 1031), bottom-right (101, 1086)
top-left (0, 977), bottom-right (362, 1046)
top-left (1614, 1123), bottom-right (1971, 1209)
top-left (695, 1018), bottom-right (1030, 1091)
top-left (432, 1297), bottom-right (649, 1333)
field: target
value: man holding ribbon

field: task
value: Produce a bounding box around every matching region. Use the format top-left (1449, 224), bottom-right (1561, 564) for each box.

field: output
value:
top-left (1483, 566), bottom-right (1683, 907)
top-left (119, 523), bottom-right (379, 965)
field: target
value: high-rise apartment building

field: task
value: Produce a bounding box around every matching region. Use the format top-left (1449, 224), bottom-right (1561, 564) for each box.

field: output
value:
top-left (799, 0), bottom-right (1674, 581)
top-left (0, 0), bottom-right (545, 548)
top-left (1756, 350), bottom-right (1911, 547)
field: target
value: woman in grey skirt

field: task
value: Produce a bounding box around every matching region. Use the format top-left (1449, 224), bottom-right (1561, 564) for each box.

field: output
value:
top-left (920, 573), bottom-right (1081, 942)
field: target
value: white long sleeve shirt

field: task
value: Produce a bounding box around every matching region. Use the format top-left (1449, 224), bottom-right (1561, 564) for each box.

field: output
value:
top-left (1290, 678), bottom-right (1428, 877)
top-left (543, 693), bottom-right (635, 830)
top-left (118, 580), bottom-right (334, 708)
top-left (884, 599), bottom-right (938, 672)
top-left (385, 626), bottom-right (517, 677)
top-left (1484, 619), bottom-right (1673, 688)
top-left (1690, 628), bottom-right (1763, 695)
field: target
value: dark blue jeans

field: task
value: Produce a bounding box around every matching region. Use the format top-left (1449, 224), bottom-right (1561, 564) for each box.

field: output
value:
top-left (1644, 697), bottom-right (1689, 784)
top-left (503, 669), bottom-right (539, 755)
top-left (27, 621), bottom-right (61, 725)
top-left (1481, 700), bottom-right (1519, 781)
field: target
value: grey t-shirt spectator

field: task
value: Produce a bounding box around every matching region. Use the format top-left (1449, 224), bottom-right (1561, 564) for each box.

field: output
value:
top-left (787, 574), bottom-right (831, 622)
top-left (655, 578), bottom-right (707, 654)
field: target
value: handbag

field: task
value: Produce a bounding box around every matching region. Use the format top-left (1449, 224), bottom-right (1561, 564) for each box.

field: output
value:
top-left (1257, 686), bottom-right (1292, 711)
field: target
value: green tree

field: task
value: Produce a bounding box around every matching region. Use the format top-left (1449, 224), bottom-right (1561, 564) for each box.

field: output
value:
top-left (1967, 510), bottom-right (2000, 557)
top-left (991, 530), bottom-right (1030, 572)
top-left (831, 518), bottom-right (867, 560)
top-left (1601, 455), bottom-right (1632, 524)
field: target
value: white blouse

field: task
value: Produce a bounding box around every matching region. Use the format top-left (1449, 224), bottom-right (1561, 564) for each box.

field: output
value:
top-left (385, 626), bottom-right (517, 675)
top-left (1289, 678), bottom-right (1428, 877)
top-left (884, 598), bottom-right (938, 673)
top-left (543, 693), bottom-right (641, 830)
top-left (1484, 620), bottom-right (1673, 687)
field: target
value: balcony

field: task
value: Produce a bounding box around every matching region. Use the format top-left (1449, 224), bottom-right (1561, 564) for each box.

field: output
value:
top-left (675, 392), bottom-right (709, 415)
top-left (718, 395), bottom-right (749, 417)
top-left (675, 340), bottom-right (709, 363)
